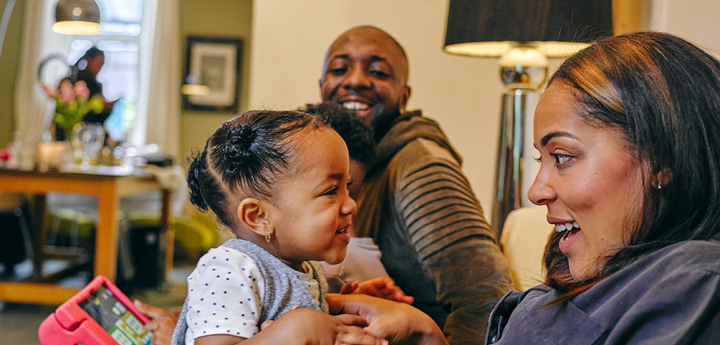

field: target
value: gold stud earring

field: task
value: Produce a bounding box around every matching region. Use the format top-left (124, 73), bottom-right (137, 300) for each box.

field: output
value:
top-left (265, 234), bottom-right (271, 242)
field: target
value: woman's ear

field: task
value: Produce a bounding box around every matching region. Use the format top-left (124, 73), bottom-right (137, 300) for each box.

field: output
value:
top-left (658, 169), bottom-right (671, 189)
top-left (651, 169), bottom-right (672, 190)
top-left (236, 198), bottom-right (272, 237)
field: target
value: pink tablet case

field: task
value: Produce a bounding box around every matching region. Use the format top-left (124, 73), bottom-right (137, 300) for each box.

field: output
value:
top-left (38, 275), bottom-right (151, 345)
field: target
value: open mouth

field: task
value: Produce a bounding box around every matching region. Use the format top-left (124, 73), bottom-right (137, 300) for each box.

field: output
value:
top-left (555, 221), bottom-right (579, 233)
top-left (336, 225), bottom-right (349, 235)
top-left (342, 101), bottom-right (369, 111)
top-left (556, 221), bottom-right (581, 242)
top-left (341, 101), bottom-right (374, 118)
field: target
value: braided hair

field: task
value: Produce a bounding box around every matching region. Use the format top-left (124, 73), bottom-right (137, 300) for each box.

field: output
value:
top-left (187, 110), bottom-right (329, 228)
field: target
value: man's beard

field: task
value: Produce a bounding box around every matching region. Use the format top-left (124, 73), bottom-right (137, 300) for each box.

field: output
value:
top-left (370, 104), bottom-right (402, 142)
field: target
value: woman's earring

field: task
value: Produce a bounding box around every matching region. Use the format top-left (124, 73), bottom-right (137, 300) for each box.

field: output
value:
top-left (658, 182), bottom-right (662, 190)
top-left (265, 233), bottom-right (271, 242)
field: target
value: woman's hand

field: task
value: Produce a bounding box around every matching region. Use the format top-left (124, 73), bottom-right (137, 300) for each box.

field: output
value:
top-left (248, 308), bottom-right (387, 345)
top-left (338, 277), bottom-right (414, 304)
top-left (134, 300), bottom-right (180, 345)
top-left (327, 294), bottom-right (447, 345)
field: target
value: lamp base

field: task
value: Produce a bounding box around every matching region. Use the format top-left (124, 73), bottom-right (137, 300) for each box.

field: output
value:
top-left (492, 87), bottom-right (539, 238)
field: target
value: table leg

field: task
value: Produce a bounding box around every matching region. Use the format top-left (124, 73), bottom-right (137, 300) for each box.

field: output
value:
top-left (95, 181), bottom-right (119, 282)
top-left (30, 194), bottom-right (47, 277)
top-left (161, 189), bottom-right (174, 274)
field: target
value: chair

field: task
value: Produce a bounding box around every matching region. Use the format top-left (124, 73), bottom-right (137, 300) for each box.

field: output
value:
top-left (499, 206), bottom-right (554, 291)
top-left (0, 193), bottom-right (33, 277)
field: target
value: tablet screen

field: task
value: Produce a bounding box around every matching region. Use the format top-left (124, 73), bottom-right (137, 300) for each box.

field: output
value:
top-left (79, 284), bottom-right (152, 345)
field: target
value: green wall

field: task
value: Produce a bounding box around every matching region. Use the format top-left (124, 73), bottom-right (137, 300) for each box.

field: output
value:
top-left (0, 0), bottom-right (25, 147)
top-left (179, 0), bottom-right (253, 164)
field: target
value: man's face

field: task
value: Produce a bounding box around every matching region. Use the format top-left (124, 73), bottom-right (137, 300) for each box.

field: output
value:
top-left (320, 27), bottom-right (411, 128)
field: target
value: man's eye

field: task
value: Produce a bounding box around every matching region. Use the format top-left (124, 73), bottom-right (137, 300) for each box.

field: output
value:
top-left (329, 67), bottom-right (347, 76)
top-left (370, 70), bottom-right (389, 78)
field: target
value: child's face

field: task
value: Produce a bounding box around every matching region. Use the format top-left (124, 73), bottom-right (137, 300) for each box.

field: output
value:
top-left (263, 128), bottom-right (356, 270)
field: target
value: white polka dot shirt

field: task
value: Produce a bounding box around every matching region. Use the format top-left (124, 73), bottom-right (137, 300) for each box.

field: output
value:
top-left (184, 247), bottom-right (265, 344)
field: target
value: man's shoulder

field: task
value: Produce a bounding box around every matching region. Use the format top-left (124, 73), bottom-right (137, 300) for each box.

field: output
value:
top-left (392, 137), bottom-right (458, 165)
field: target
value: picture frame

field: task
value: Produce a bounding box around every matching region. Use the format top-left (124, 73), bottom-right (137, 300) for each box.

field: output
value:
top-left (183, 36), bottom-right (243, 112)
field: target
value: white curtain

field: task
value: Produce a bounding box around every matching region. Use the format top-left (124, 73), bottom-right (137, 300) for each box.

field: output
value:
top-left (14, 0), bottom-right (181, 159)
top-left (15, 0), bottom-right (73, 144)
top-left (136, 0), bottom-right (181, 159)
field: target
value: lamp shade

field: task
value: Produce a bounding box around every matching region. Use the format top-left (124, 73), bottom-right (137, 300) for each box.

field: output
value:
top-left (53, 0), bottom-right (101, 35)
top-left (444, 0), bottom-right (613, 57)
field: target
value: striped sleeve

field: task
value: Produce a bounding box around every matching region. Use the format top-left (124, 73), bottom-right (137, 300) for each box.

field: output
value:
top-left (399, 162), bottom-right (495, 260)
top-left (396, 159), bottom-right (511, 345)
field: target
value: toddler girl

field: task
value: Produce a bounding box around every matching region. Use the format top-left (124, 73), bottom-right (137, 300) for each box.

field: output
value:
top-left (172, 110), bottom-right (386, 345)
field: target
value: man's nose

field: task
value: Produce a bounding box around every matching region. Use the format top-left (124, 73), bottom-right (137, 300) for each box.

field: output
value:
top-left (343, 67), bottom-right (371, 89)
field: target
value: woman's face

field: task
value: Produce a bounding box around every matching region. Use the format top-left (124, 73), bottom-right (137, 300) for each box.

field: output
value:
top-left (529, 81), bottom-right (645, 281)
top-left (87, 55), bottom-right (104, 75)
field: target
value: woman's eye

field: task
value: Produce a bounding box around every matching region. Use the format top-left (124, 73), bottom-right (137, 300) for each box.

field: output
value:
top-left (552, 154), bottom-right (572, 165)
top-left (533, 156), bottom-right (542, 163)
top-left (347, 180), bottom-right (354, 188)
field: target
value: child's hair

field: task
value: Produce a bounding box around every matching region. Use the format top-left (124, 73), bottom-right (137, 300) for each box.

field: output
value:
top-left (301, 102), bottom-right (376, 170)
top-left (187, 110), bottom-right (330, 228)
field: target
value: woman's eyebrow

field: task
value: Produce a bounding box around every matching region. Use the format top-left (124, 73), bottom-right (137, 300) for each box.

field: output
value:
top-left (541, 131), bottom-right (576, 147)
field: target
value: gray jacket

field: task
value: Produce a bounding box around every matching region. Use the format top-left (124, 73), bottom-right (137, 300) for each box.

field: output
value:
top-left (486, 241), bottom-right (720, 344)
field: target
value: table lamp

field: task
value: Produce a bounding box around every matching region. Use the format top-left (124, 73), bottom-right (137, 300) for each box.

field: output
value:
top-left (444, 0), bottom-right (613, 237)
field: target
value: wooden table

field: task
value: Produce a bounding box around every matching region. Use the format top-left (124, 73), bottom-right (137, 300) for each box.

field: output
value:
top-left (0, 165), bottom-right (174, 304)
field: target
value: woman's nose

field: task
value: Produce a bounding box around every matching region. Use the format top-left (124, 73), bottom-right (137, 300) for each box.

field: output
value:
top-left (528, 169), bottom-right (556, 206)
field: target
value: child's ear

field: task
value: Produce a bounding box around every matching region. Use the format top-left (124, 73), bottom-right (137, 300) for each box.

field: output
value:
top-left (236, 198), bottom-right (272, 237)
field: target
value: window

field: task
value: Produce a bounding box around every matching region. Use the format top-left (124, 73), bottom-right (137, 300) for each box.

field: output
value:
top-left (60, 0), bottom-right (144, 142)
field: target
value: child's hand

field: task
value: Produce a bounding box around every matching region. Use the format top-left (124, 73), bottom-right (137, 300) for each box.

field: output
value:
top-left (134, 300), bottom-right (181, 345)
top-left (340, 277), bottom-right (415, 304)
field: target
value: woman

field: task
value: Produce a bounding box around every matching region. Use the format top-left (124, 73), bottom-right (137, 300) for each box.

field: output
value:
top-left (337, 31), bottom-right (720, 345)
top-left (46, 46), bottom-right (116, 141)
top-left (67, 46), bottom-right (116, 125)
top-left (484, 30), bottom-right (720, 344)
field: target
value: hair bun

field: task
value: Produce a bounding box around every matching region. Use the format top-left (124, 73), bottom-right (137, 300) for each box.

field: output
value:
top-left (230, 124), bottom-right (256, 151)
top-left (222, 124), bottom-right (257, 175)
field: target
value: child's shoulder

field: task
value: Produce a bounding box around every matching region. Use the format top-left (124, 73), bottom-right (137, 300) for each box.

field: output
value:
top-left (196, 241), bottom-right (260, 271)
top-left (189, 241), bottom-right (266, 285)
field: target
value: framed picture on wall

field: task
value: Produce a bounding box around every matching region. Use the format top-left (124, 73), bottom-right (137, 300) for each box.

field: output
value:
top-left (183, 36), bottom-right (243, 112)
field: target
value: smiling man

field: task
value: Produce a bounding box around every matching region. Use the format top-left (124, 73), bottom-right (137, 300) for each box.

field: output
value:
top-left (320, 26), bottom-right (511, 344)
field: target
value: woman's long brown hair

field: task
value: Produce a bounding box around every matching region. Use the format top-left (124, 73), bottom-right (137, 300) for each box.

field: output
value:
top-left (543, 31), bottom-right (720, 301)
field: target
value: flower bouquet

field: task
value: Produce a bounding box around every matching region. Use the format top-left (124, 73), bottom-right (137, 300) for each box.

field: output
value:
top-left (42, 79), bottom-right (104, 141)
